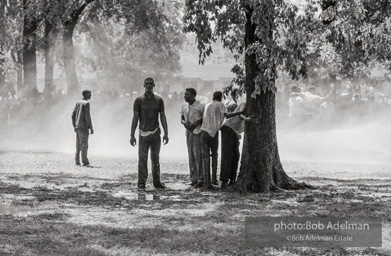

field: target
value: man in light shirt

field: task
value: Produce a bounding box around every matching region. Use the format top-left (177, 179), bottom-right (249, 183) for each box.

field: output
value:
top-left (130, 78), bottom-right (169, 190)
top-left (199, 91), bottom-right (243, 189)
top-left (180, 88), bottom-right (205, 186)
top-left (72, 90), bottom-right (94, 166)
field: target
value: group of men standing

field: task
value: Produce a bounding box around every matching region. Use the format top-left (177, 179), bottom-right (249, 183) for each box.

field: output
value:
top-left (71, 77), bottom-right (254, 191)
top-left (180, 87), bottom-right (255, 189)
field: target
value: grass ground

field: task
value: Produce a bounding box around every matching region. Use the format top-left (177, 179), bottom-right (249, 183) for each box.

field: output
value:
top-left (0, 152), bottom-right (390, 256)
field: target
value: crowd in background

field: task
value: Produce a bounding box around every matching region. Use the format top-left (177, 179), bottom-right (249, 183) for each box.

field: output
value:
top-left (277, 80), bottom-right (391, 128)
top-left (1, 79), bottom-right (391, 134)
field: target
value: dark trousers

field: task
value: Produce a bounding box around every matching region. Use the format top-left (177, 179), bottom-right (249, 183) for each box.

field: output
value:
top-left (75, 128), bottom-right (89, 165)
top-left (201, 130), bottom-right (218, 186)
top-left (220, 125), bottom-right (240, 183)
top-left (138, 131), bottom-right (162, 186)
top-left (187, 132), bottom-right (203, 183)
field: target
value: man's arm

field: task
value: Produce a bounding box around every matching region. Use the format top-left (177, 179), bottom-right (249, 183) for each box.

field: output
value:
top-left (224, 110), bottom-right (244, 118)
top-left (160, 111), bottom-right (169, 145)
top-left (130, 110), bottom-right (139, 146)
top-left (181, 114), bottom-right (191, 129)
top-left (71, 104), bottom-right (77, 132)
top-left (321, 88), bottom-right (335, 103)
top-left (85, 103), bottom-right (94, 134)
top-left (189, 118), bottom-right (202, 130)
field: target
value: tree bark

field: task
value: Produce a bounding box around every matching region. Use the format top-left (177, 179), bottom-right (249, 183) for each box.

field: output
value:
top-left (44, 19), bottom-right (58, 95)
top-left (63, 21), bottom-right (79, 95)
top-left (0, 1), bottom-right (6, 90)
top-left (235, 7), bottom-right (311, 193)
top-left (61, 0), bottom-right (94, 95)
top-left (22, 0), bottom-right (39, 94)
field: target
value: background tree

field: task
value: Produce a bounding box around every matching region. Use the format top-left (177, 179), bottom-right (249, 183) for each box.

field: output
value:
top-left (80, 0), bottom-right (184, 91)
top-left (0, 0), bottom-right (5, 90)
top-left (42, 1), bottom-right (60, 96)
top-left (22, 0), bottom-right (40, 94)
top-left (59, 0), bottom-right (95, 94)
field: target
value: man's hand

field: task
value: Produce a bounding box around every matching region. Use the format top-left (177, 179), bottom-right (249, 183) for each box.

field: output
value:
top-left (184, 121), bottom-right (192, 130)
top-left (163, 134), bottom-right (169, 145)
top-left (74, 127), bottom-right (78, 133)
top-left (189, 122), bottom-right (197, 131)
top-left (90, 128), bottom-right (94, 134)
top-left (130, 136), bottom-right (137, 147)
top-left (245, 115), bottom-right (258, 123)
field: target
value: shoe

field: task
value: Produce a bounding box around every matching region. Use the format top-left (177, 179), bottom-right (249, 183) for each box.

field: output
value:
top-left (228, 180), bottom-right (236, 185)
top-left (82, 163), bottom-right (90, 167)
top-left (221, 182), bottom-right (228, 189)
top-left (212, 180), bottom-right (218, 186)
top-left (138, 184), bottom-right (146, 190)
top-left (194, 183), bottom-right (204, 188)
top-left (154, 183), bottom-right (166, 189)
top-left (187, 181), bottom-right (198, 186)
top-left (75, 163), bottom-right (81, 166)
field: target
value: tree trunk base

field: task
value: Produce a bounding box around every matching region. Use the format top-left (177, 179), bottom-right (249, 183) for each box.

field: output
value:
top-left (234, 139), bottom-right (314, 193)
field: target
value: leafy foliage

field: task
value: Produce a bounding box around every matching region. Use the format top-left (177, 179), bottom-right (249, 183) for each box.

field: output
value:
top-left (78, 0), bottom-right (184, 90)
top-left (3, 0), bottom-right (184, 91)
top-left (184, 0), bottom-right (391, 95)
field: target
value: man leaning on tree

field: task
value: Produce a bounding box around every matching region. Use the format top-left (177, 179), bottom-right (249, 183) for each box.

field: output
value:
top-left (199, 91), bottom-right (243, 189)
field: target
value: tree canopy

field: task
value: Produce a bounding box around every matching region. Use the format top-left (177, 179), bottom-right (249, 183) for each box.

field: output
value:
top-left (1, 0), bottom-right (184, 94)
top-left (184, 0), bottom-right (391, 89)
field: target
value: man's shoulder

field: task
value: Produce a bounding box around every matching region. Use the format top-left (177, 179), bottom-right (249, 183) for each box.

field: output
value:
top-left (76, 99), bottom-right (89, 105)
top-left (135, 95), bottom-right (144, 101)
top-left (154, 94), bottom-right (163, 101)
top-left (194, 100), bottom-right (205, 107)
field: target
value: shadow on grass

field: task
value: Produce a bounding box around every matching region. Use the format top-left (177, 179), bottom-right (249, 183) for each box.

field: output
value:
top-left (1, 212), bottom-right (388, 256)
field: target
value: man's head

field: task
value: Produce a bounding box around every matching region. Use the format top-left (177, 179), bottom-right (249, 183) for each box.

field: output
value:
top-left (82, 89), bottom-right (92, 100)
top-left (290, 85), bottom-right (301, 93)
top-left (212, 91), bottom-right (223, 102)
top-left (144, 77), bottom-right (155, 93)
top-left (184, 88), bottom-right (197, 103)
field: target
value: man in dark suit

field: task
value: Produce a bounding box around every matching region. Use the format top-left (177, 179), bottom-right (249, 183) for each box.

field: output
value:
top-left (72, 90), bottom-right (94, 166)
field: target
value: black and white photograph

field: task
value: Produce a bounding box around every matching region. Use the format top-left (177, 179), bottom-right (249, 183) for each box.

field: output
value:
top-left (0, 0), bottom-right (390, 255)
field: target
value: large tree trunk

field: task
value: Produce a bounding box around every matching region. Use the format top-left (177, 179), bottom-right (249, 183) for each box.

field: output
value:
top-left (44, 20), bottom-right (58, 95)
top-left (235, 7), bottom-right (310, 193)
top-left (22, 0), bottom-right (39, 94)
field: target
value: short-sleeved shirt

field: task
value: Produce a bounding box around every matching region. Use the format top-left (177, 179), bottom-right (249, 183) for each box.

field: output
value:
top-left (180, 100), bottom-right (205, 135)
top-left (223, 102), bottom-right (246, 135)
top-left (201, 101), bottom-right (227, 137)
top-left (133, 93), bottom-right (164, 133)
